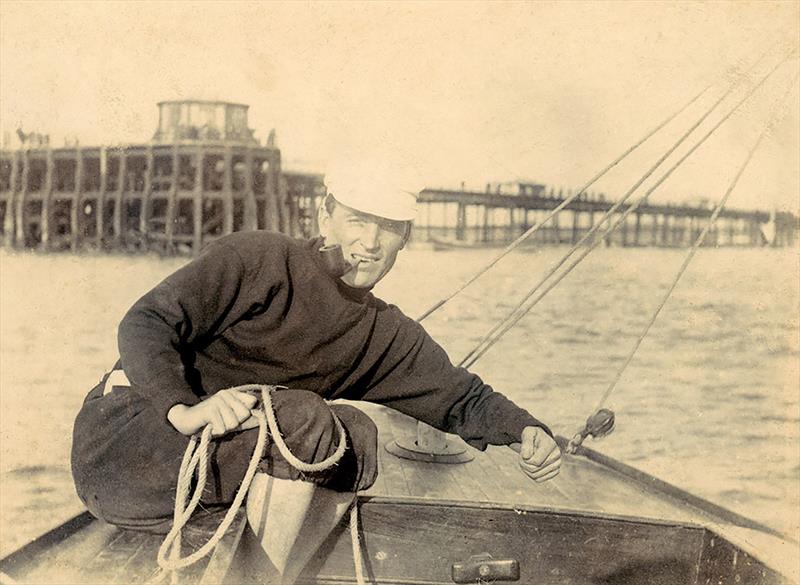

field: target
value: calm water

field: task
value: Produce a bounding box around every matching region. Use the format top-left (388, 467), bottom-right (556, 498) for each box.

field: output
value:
top-left (0, 244), bottom-right (798, 556)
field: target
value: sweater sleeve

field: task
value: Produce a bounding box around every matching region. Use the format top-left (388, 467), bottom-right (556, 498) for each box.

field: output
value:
top-left (117, 239), bottom-right (271, 420)
top-left (354, 308), bottom-right (552, 450)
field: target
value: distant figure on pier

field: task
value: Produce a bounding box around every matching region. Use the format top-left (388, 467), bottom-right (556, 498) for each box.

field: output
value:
top-left (760, 209), bottom-right (777, 246)
top-left (15, 127), bottom-right (49, 148)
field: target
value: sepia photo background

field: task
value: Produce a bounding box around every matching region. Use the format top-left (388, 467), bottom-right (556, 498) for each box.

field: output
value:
top-left (1, 0), bottom-right (798, 560)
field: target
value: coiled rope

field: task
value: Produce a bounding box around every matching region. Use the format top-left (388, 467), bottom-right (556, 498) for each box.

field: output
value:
top-left (151, 384), bottom-right (365, 585)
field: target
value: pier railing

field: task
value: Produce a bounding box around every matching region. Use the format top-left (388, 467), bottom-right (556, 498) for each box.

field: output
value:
top-left (414, 188), bottom-right (798, 248)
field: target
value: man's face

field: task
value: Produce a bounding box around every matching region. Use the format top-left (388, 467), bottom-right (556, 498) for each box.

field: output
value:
top-left (319, 202), bottom-right (408, 288)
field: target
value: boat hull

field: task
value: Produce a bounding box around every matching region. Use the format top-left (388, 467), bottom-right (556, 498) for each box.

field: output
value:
top-left (0, 498), bottom-right (789, 585)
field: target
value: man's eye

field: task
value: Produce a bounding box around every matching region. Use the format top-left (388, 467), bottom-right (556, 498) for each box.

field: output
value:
top-left (379, 220), bottom-right (405, 233)
top-left (383, 221), bottom-right (403, 231)
top-left (347, 218), bottom-right (365, 225)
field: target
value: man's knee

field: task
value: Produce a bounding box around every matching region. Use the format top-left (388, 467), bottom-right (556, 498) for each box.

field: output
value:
top-left (263, 390), bottom-right (379, 491)
top-left (329, 404), bottom-right (379, 492)
top-left (270, 390), bottom-right (340, 464)
top-left (329, 404), bottom-right (378, 457)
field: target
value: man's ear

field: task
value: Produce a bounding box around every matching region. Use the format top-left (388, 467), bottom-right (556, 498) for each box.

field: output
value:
top-left (317, 204), bottom-right (330, 238)
top-left (400, 222), bottom-right (411, 249)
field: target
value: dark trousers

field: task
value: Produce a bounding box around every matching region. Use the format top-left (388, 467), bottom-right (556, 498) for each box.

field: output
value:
top-left (71, 381), bottom-right (378, 533)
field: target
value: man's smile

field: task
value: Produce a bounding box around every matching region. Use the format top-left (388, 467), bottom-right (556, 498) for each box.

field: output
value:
top-left (350, 252), bottom-right (381, 264)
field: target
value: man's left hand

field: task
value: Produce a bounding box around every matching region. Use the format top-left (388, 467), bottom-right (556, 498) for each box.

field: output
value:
top-left (517, 426), bottom-right (562, 483)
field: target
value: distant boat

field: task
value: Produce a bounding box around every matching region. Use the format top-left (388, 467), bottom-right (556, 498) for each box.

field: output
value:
top-left (429, 236), bottom-right (534, 252)
top-left (0, 403), bottom-right (795, 584)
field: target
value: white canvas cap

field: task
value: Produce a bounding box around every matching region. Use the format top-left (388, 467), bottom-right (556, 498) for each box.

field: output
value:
top-left (324, 154), bottom-right (424, 222)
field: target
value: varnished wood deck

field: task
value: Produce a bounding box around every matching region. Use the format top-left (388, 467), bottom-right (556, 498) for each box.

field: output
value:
top-left (358, 402), bottom-right (738, 526)
top-left (353, 402), bottom-right (797, 584)
top-left (1, 507), bottom-right (247, 585)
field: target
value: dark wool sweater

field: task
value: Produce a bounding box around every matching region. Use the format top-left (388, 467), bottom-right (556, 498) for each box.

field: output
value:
top-left (118, 231), bottom-right (549, 450)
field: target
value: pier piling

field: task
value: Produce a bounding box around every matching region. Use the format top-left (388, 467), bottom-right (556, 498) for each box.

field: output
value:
top-left (96, 147), bottom-right (107, 248)
top-left (2, 128), bottom-right (796, 253)
top-left (1, 101), bottom-right (325, 255)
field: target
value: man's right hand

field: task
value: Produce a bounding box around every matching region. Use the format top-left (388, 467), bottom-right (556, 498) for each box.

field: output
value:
top-left (167, 389), bottom-right (259, 437)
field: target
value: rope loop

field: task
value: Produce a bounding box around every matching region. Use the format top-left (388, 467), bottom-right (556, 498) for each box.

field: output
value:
top-left (153, 384), bottom-right (363, 583)
top-left (260, 385), bottom-right (348, 473)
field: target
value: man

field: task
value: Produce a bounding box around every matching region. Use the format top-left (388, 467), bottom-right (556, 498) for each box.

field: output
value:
top-left (71, 159), bottom-right (562, 584)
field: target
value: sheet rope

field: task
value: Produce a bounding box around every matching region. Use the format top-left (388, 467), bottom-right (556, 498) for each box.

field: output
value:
top-left (150, 384), bottom-right (366, 585)
top-left (413, 81), bottom-right (705, 322)
top-left (566, 67), bottom-right (800, 452)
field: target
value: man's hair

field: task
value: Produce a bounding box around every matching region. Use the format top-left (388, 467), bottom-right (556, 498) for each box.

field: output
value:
top-left (323, 193), bottom-right (338, 215)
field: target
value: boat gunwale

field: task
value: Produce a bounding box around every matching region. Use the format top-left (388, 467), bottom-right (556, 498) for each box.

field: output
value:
top-left (0, 494), bottom-right (733, 572)
top-left (0, 511), bottom-right (96, 576)
top-left (358, 493), bottom-right (709, 529)
top-left (1, 496), bottom-right (794, 584)
top-left (564, 436), bottom-right (786, 537)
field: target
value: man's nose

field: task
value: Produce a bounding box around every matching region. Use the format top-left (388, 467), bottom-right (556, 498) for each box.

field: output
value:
top-left (360, 223), bottom-right (381, 250)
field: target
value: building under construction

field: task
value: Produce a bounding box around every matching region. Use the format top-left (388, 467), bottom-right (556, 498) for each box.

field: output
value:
top-left (0, 100), bottom-right (325, 255)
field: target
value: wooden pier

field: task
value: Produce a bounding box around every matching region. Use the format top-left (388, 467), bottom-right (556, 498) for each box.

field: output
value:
top-left (2, 120), bottom-right (796, 254)
top-left (0, 100), bottom-right (324, 255)
top-left (414, 183), bottom-right (798, 248)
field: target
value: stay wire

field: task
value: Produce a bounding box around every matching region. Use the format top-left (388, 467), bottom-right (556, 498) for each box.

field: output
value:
top-left (456, 48), bottom-right (788, 367)
top-left (415, 85), bottom-right (704, 322)
top-left (458, 56), bottom-right (761, 368)
top-left (459, 51), bottom-right (793, 370)
top-left (591, 68), bottom-right (800, 415)
top-left (461, 54), bottom-right (792, 370)
top-left (415, 42), bottom-right (781, 324)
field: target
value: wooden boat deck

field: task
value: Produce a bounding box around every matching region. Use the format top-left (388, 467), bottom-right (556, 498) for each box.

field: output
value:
top-left (349, 402), bottom-right (796, 584)
top-left (362, 402), bottom-right (708, 524)
top-left (1, 402), bottom-right (796, 585)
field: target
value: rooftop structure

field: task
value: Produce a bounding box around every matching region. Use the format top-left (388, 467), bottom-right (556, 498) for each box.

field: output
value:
top-left (0, 101), bottom-right (325, 255)
top-left (152, 100), bottom-right (257, 144)
top-left (485, 180), bottom-right (547, 197)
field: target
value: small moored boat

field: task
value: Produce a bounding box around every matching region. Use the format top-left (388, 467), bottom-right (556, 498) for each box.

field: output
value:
top-left (429, 236), bottom-right (537, 252)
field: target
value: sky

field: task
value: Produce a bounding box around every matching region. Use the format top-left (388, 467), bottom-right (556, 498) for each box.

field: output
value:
top-left (1, 1), bottom-right (799, 212)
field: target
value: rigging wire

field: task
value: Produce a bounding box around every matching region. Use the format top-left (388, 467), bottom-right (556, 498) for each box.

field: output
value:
top-left (588, 68), bottom-right (800, 417)
top-left (461, 54), bottom-right (792, 370)
top-left (457, 59), bottom-right (761, 368)
top-left (414, 86), bottom-right (705, 323)
top-left (459, 51), bottom-right (794, 370)
top-left (414, 43), bottom-right (783, 324)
